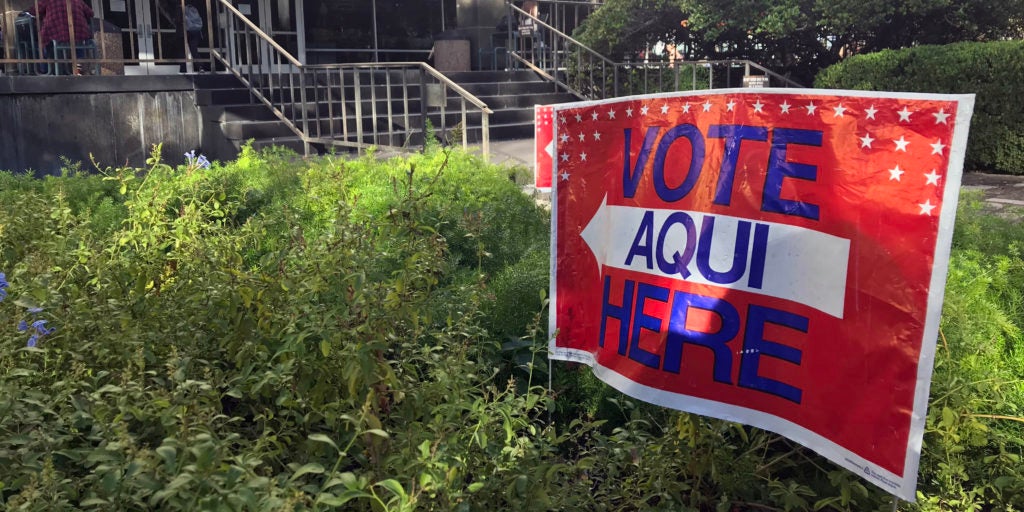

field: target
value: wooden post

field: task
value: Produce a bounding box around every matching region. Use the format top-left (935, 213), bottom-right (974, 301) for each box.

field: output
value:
top-left (64, 0), bottom-right (77, 74)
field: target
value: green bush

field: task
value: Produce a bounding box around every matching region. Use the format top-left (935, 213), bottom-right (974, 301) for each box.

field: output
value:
top-left (1, 146), bottom-right (1022, 511)
top-left (814, 40), bottom-right (1024, 174)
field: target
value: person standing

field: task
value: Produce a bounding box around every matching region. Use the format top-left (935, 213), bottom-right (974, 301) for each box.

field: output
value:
top-left (156, 0), bottom-right (206, 73)
top-left (26, 0), bottom-right (94, 74)
top-left (182, 1), bottom-right (206, 72)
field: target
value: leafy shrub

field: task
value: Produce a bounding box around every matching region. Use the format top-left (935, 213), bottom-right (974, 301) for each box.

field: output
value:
top-left (814, 41), bottom-right (1024, 174)
top-left (1, 146), bottom-right (1022, 511)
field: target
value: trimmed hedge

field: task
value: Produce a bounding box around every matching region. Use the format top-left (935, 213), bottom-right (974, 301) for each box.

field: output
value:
top-left (814, 40), bottom-right (1024, 174)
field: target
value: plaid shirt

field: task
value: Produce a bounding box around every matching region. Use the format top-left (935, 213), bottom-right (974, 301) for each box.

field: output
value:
top-left (27, 0), bottom-right (94, 44)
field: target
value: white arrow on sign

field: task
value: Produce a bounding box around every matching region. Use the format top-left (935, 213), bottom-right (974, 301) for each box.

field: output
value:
top-left (579, 196), bottom-right (851, 318)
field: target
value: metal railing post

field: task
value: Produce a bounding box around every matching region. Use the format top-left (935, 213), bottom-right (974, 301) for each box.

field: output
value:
top-left (340, 68), bottom-right (349, 141)
top-left (299, 70), bottom-right (310, 156)
top-left (354, 67), bottom-right (364, 152)
top-left (419, 67), bottom-right (428, 150)
top-left (506, 1), bottom-right (514, 70)
top-left (613, 64), bottom-right (619, 97)
top-left (370, 67), bottom-right (379, 146)
top-left (481, 112), bottom-right (490, 163)
top-left (460, 98), bottom-right (468, 149)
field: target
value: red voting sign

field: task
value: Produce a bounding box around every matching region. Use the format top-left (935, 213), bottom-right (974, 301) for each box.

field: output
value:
top-left (535, 105), bottom-right (554, 190)
top-left (548, 90), bottom-right (974, 500)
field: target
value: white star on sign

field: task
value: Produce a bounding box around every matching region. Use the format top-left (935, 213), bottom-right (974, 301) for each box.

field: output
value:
top-left (593, 131), bottom-right (601, 141)
top-left (919, 199), bottom-right (936, 215)
top-left (608, 109), bottom-right (616, 119)
top-left (560, 170), bottom-right (570, 181)
top-left (897, 107), bottom-right (913, 122)
top-left (661, 104), bottom-right (670, 114)
top-left (726, 99), bottom-right (736, 111)
top-left (930, 139), bottom-right (946, 155)
top-left (626, 107), bottom-right (634, 117)
top-left (805, 102), bottom-right (817, 115)
top-left (560, 153), bottom-right (569, 162)
top-left (580, 152), bottom-right (588, 161)
top-left (640, 105), bottom-right (649, 115)
top-left (574, 112), bottom-right (582, 122)
top-left (578, 132), bottom-right (586, 142)
top-left (779, 101), bottom-right (791, 114)
top-left (860, 133), bottom-right (875, 148)
top-left (591, 111), bottom-right (599, 121)
top-left (894, 136), bottom-right (910, 152)
top-left (864, 105), bottom-right (878, 120)
top-left (560, 133), bottom-right (569, 143)
top-left (682, 103), bottom-right (691, 113)
top-left (752, 100), bottom-right (764, 113)
top-left (924, 169), bottom-right (940, 185)
top-left (558, 114), bottom-right (566, 124)
top-left (889, 165), bottom-right (905, 181)
top-left (933, 108), bottom-right (950, 124)
top-left (702, 101), bottom-right (712, 112)
top-left (833, 104), bottom-right (847, 117)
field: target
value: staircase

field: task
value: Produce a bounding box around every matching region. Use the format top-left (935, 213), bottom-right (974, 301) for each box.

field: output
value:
top-left (443, 70), bottom-right (577, 141)
top-left (192, 69), bottom-right (576, 161)
top-left (193, 73), bottom-right (308, 161)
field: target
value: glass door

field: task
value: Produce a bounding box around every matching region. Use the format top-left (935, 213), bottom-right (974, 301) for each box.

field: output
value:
top-left (96, 0), bottom-right (180, 74)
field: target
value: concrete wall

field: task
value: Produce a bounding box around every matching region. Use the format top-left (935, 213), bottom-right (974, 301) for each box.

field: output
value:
top-left (0, 76), bottom-right (202, 174)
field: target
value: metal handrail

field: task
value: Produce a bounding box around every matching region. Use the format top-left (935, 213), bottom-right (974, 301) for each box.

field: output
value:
top-left (508, 3), bottom-right (803, 99)
top-left (507, 2), bottom-right (614, 98)
top-left (210, 0), bottom-right (493, 158)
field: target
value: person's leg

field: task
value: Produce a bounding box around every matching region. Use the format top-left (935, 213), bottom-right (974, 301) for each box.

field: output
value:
top-left (39, 42), bottom-right (54, 74)
top-left (186, 30), bottom-right (202, 72)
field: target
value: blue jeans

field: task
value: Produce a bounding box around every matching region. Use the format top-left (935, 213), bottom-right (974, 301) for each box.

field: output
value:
top-left (42, 39), bottom-right (93, 75)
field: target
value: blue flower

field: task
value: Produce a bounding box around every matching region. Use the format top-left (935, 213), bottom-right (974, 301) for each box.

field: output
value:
top-left (26, 334), bottom-right (38, 348)
top-left (17, 320), bottom-right (28, 332)
top-left (0, 272), bottom-right (8, 302)
top-left (31, 319), bottom-right (55, 335)
top-left (184, 150), bottom-right (196, 163)
top-left (196, 155), bottom-right (211, 169)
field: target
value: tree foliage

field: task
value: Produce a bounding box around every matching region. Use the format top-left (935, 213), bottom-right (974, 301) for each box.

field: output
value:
top-left (575, 0), bottom-right (1024, 83)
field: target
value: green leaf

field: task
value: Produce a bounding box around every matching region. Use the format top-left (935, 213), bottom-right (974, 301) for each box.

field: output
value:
top-left (308, 433), bottom-right (339, 452)
top-left (375, 479), bottom-right (408, 500)
top-left (289, 462), bottom-right (325, 482)
top-left (363, 428), bottom-right (389, 439)
top-left (320, 339), bottom-right (331, 357)
top-left (316, 492), bottom-right (362, 506)
top-left (941, 406), bottom-right (957, 429)
top-left (155, 446), bottom-right (177, 470)
top-left (467, 482), bottom-right (485, 493)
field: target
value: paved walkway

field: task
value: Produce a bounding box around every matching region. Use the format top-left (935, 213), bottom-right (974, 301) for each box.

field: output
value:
top-left (488, 138), bottom-right (534, 169)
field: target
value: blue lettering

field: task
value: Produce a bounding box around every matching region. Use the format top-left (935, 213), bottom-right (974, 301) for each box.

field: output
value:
top-left (655, 211), bottom-right (697, 278)
top-left (738, 304), bottom-right (806, 404)
top-left (663, 291), bottom-right (739, 384)
top-left (764, 128), bottom-right (822, 220)
top-left (600, 276), bottom-right (634, 355)
top-left (696, 217), bottom-right (751, 285)
top-left (622, 127), bottom-right (661, 198)
top-left (708, 125), bottom-right (768, 206)
top-left (629, 283), bottom-right (667, 369)
top-left (625, 210), bottom-right (655, 269)
top-left (747, 223), bottom-right (769, 289)
top-left (653, 124), bottom-right (706, 202)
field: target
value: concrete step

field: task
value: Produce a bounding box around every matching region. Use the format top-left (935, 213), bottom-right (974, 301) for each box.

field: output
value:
top-left (220, 119), bottom-right (298, 140)
top-left (442, 70), bottom-right (540, 83)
